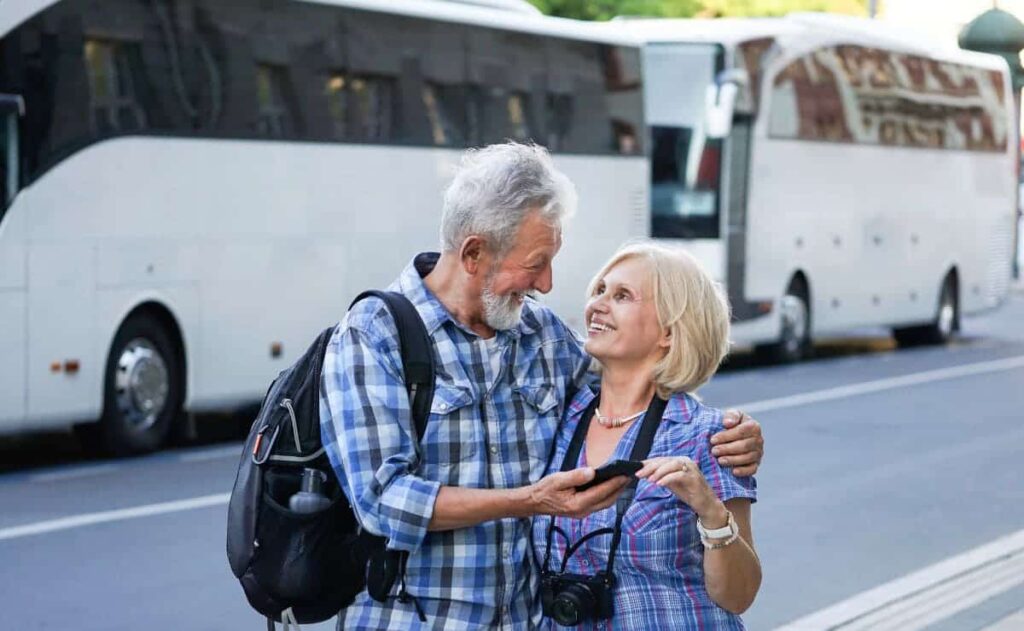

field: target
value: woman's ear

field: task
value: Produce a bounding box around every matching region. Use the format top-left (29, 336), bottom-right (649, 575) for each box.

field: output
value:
top-left (658, 327), bottom-right (673, 349)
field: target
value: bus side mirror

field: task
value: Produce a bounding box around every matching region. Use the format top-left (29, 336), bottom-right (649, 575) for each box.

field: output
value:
top-left (705, 69), bottom-right (749, 139)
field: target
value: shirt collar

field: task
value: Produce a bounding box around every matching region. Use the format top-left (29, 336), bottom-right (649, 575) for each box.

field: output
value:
top-left (396, 252), bottom-right (542, 340)
top-left (393, 252), bottom-right (453, 336)
top-left (659, 393), bottom-right (697, 424)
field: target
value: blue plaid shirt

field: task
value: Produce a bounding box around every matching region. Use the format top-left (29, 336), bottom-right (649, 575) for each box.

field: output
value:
top-left (320, 253), bottom-right (592, 630)
top-left (532, 387), bottom-right (757, 631)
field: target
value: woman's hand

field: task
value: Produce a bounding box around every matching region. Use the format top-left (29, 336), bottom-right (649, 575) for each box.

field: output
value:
top-left (636, 457), bottom-right (728, 527)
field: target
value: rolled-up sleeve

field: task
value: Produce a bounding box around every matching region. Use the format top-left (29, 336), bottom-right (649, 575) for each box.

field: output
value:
top-left (694, 420), bottom-right (757, 504)
top-left (320, 309), bottom-right (440, 553)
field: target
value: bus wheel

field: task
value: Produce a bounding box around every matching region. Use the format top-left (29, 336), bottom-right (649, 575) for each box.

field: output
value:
top-left (758, 281), bottom-right (811, 363)
top-left (893, 275), bottom-right (958, 347)
top-left (92, 314), bottom-right (183, 455)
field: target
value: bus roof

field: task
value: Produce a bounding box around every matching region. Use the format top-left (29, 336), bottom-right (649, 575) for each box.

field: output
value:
top-left (1, 0), bottom-right (638, 47)
top-left (303, 0), bottom-right (637, 45)
top-left (603, 13), bottom-right (1008, 72)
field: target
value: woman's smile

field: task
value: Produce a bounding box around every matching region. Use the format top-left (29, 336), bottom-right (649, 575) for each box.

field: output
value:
top-left (587, 317), bottom-right (616, 335)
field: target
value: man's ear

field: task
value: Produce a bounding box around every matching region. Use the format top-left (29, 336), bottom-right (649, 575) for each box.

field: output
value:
top-left (460, 236), bottom-right (487, 275)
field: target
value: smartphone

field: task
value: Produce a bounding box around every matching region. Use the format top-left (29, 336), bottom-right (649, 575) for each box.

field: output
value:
top-left (575, 459), bottom-right (644, 492)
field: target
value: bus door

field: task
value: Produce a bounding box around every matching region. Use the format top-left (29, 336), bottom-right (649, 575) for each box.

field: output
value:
top-left (0, 94), bottom-right (26, 426)
top-left (722, 113), bottom-right (768, 322)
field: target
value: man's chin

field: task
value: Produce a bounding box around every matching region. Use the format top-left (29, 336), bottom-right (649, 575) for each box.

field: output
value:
top-left (484, 305), bottom-right (524, 331)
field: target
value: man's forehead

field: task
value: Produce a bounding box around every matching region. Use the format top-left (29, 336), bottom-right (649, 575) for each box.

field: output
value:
top-left (514, 214), bottom-right (560, 246)
top-left (515, 229), bottom-right (560, 257)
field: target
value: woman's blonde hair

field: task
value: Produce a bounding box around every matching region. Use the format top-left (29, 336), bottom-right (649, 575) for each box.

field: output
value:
top-left (586, 241), bottom-right (731, 397)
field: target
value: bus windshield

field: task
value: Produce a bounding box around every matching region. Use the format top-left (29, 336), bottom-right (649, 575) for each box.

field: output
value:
top-left (645, 44), bottom-right (722, 239)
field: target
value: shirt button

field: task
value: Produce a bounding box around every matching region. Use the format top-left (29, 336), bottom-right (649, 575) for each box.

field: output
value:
top-left (439, 403), bottom-right (449, 411)
top-left (490, 446), bottom-right (498, 455)
top-left (582, 558), bottom-right (589, 566)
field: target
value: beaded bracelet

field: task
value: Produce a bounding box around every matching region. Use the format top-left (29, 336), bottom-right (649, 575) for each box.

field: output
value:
top-left (702, 530), bottom-right (741, 550)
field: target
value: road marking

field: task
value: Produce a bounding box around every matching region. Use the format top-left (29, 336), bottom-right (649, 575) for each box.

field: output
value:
top-left (774, 529), bottom-right (1024, 631)
top-left (29, 464), bottom-right (120, 483)
top-left (3, 356), bottom-right (1022, 542)
top-left (731, 354), bottom-right (1024, 413)
top-left (0, 492), bottom-right (230, 542)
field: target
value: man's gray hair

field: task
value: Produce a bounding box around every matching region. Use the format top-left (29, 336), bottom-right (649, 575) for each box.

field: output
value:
top-left (440, 142), bottom-right (578, 256)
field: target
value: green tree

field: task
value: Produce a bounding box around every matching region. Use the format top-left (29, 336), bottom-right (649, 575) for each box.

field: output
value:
top-left (526, 0), bottom-right (867, 20)
top-left (701, 0), bottom-right (866, 17)
top-left (527, 0), bottom-right (701, 20)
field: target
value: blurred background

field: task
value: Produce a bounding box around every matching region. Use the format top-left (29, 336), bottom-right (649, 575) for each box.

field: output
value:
top-left (0, 0), bottom-right (1022, 629)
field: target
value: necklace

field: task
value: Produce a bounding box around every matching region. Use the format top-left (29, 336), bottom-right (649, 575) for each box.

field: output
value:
top-left (594, 407), bottom-right (646, 428)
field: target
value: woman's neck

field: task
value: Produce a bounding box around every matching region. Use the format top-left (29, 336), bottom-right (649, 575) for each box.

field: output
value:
top-left (597, 364), bottom-right (658, 417)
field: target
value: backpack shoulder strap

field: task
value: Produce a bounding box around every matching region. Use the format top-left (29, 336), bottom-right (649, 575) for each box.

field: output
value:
top-left (349, 290), bottom-right (436, 445)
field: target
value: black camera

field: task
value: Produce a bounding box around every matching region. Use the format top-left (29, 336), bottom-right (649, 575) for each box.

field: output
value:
top-left (540, 571), bottom-right (615, 626)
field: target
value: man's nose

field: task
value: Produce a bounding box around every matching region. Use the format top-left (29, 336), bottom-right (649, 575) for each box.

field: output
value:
top-left (532, 264), bottom-right (554, 294)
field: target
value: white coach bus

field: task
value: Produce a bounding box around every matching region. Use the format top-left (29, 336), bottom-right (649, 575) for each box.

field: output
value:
top-left (609, 15), bottom-right (1018, 361)
top-left (0, 0), bottom-right (647, 453)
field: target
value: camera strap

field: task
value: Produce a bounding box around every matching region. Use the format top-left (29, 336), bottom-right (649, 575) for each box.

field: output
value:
top-left (542, 391), bottom-right (668, 576)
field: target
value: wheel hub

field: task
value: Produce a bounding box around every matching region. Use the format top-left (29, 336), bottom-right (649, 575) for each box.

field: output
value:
top-left (937, 289), bottom-right (955, 337)
top-left (780, 294), bottom-right (808, 355)
top-left (114, 339), bottom-right (170, 431)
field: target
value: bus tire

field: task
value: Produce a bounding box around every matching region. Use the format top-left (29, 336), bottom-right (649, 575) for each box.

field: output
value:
top-left (893, 275), bottom-right (958, 347)
top-left (758, 279), bottom-right (812, 363)
top-left (93, 313), bottom-right (183, 455)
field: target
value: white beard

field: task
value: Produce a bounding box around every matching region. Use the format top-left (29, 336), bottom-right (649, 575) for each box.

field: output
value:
top-left (481, 282), bottom-right (524, 331)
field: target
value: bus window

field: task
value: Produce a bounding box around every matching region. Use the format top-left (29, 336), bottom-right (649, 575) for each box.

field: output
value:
top-left (770, 45), bottom-right (1008, 153)
top-left (1, 112), bottom-right (8, 203)
top-left (645, 44), bottom-right (722, 238)
top-left (421, 82), bottom-right (466, 147)
top-left (349, 75), bottom-right (397, 142)
top-left (324, 74), bottom-right (348, 140)
top-left (650, 127), bottom-right (721, 239)
top-left (256, 64), bottom-right (292, 138)
top-left (467, 29), bottom-right (545, 146)
top-left (1, 114), bottom-right (9, 206)
top-left (0, 97), bottom-right (20, 209)
top-left (84, 39), bottom-right (147, 135)
top-left (736, 38), bottom-right (776, 115)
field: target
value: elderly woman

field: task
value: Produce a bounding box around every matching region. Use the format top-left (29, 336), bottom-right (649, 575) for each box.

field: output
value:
top-left (532, 241), bottom-right (760, 630)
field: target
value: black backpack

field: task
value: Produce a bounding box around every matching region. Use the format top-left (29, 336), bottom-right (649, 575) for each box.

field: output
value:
top-left (226, 290), bottom-right (435, 627)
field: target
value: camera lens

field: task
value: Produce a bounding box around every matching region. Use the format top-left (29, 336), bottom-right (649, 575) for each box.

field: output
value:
top-left (552, 595), bottom-right (582, 626)
top-left (551, 584), bottom-right (595, 626)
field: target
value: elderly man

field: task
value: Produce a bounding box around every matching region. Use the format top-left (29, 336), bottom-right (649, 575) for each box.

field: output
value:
top-left (320, 143), bottom-right (764, 630)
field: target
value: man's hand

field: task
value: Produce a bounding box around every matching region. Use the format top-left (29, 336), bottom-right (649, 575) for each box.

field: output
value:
top-left (526, 468), bottom-right (629, 519)
top-left (710, 410), bottom-right (764, 477)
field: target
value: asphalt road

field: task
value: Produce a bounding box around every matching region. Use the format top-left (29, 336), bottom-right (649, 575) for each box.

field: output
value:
top-left (1, 291), bottom-right (1022, 630)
